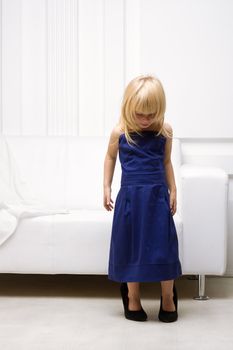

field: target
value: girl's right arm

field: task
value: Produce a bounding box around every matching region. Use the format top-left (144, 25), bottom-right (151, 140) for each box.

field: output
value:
top-left (103, 125), bottom-right (121, 211)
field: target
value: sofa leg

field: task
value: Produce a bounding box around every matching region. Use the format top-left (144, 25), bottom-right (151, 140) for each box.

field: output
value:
top-left (193, 274), bottom-right (210, 300)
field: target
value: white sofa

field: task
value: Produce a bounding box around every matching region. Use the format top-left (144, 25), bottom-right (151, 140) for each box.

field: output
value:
top-left (0, 136), bottom-right (229, 299)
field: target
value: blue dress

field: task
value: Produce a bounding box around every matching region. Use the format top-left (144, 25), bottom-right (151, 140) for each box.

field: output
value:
top-left (108, 130), bottom-right (182, 283)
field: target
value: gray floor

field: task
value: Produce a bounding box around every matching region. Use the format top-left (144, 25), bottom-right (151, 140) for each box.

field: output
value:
top-left (0, 274), bottom-right (232, 349)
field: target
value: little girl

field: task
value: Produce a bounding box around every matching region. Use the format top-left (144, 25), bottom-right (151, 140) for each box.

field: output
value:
top-left (103, 74), bottom-right (182, 322)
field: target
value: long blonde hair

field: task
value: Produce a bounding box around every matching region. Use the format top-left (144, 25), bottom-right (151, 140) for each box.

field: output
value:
top-left (118, 74), bottom-right (171, 145)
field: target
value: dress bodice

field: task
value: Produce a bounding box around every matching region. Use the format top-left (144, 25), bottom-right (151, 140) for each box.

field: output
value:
top-left (119, 131), bottom-right (166, 175)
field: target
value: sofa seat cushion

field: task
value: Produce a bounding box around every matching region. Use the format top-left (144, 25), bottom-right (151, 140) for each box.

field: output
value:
top-left (0, 209), bottom-right (183, 273)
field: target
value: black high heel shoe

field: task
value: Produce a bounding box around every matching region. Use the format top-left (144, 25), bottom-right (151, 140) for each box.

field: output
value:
top-left (120, 282), bottom-right (148, 322)
top-left (158, 283), bottom-right (178, 323)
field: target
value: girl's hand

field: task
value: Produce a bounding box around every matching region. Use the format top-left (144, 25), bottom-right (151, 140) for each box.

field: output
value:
top-left (103, 187), bottom-right (114, 211)
top-left (169, 190), bottom-right (177, 216)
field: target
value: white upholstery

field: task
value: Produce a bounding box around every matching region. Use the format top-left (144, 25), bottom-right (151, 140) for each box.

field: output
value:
top-left (0, 136), bottom-right (228, 276)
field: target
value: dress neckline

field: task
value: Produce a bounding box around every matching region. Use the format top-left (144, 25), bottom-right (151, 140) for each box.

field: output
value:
top-left (130, 130), bottom-right (158, 132)
top-left (121, 130), bottom-right (160, 134)
top-left (120, 130), bottom-right (160, 137)
top-left (119, 130), bottom-right (166, 142)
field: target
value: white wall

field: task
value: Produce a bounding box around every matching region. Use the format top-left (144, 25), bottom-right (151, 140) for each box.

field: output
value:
top-left (0, 0), bottom-right (233, 274)
top-left (141, 0), bottom-right (233, 139)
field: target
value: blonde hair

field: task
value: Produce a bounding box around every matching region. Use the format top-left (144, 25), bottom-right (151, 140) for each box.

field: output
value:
top-left (118, 74), bottom-right (171, 145)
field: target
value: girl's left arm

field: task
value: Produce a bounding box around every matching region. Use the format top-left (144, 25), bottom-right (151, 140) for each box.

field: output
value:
top-left (163, 123), bottom-right (177, 215)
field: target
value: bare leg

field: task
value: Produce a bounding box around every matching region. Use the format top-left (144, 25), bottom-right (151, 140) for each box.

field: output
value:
top-left (127, 282), bottom-right (142, 311)
top-left (160, 279), bottom-right (176, 311)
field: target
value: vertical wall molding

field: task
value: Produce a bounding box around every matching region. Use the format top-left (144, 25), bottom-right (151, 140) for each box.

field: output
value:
top-left (0, 0), bottom-right (141, 136)
top-left (103, 0), bottom-right (124, 134)
top-left (2, 0), bottom-right (22, 135)
top-left (78, 0), bottom-right (104, 135)
top-left (124, 0), bottom-right (141, 85)
top-left (0, 0), bottom-right (2, 134)
top-left (47, 0), bottom-right (78, 135)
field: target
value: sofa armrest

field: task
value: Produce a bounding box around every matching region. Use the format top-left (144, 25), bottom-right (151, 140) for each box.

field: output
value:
top-left (179, 164), bottom-right (228, 275)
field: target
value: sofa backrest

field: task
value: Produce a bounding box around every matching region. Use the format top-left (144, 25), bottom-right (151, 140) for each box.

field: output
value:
top-left (0, 136), bottom-right (182, 210)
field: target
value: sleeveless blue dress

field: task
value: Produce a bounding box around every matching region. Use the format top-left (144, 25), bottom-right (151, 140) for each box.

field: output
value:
top-left (108, 130), bottom-right (182, 283)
